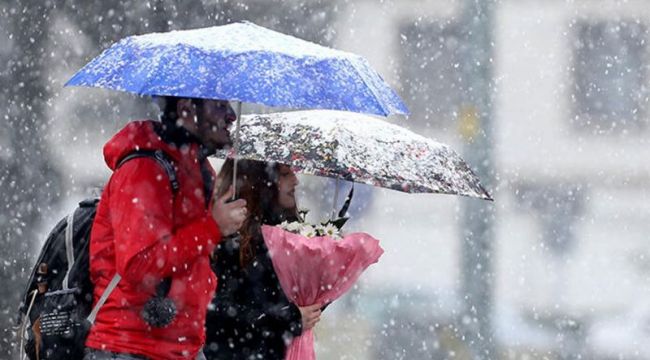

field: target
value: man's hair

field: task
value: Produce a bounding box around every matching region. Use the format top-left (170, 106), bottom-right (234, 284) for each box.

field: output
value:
top-left (160, 96), bottom-right (204, 124)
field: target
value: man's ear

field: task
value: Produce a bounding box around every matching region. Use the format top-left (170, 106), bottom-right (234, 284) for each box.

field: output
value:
top-left (176, 98), bottom-right (196, 122)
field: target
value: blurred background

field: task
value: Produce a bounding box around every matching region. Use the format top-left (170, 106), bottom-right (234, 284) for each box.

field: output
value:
top-left (1, 0), bottom-right (649, 359)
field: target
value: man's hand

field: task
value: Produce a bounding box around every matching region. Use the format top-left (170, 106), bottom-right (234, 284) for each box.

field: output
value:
top-left (299, 303), bottom-right (321, 330)
top-left (212, 186), bottom-right (247, 237)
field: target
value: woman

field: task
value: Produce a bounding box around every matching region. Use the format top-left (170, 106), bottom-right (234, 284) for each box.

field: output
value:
top-left (204, 159), bottom-right (321, 360)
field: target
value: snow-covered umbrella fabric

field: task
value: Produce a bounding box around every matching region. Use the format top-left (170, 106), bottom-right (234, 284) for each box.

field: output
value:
top-left (215, 110), bottom-right (492, 200)
top-left (65, 21), bottom-right (409, 117)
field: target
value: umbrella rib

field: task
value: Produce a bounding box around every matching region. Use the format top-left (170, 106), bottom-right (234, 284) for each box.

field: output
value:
top-left (345, 56), bottom-right (390, 117)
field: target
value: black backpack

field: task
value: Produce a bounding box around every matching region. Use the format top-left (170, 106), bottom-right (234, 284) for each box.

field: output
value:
top-left (17, 150), bottom-right (178, 360)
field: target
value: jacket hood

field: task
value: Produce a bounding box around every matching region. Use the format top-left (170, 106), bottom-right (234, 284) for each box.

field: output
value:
top-left (103, 120), bottom-right (190, 170)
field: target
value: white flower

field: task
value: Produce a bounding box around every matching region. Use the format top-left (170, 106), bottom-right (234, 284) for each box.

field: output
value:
top-left (299, 224), bottom-right (316, 238)
top-left (321, 223), bottom-right (341, 239)
top-left (286, 221), bottom-right (302, 232)
top-left (275, 209), bottom-right (345, 240)
top-left (314, 224), bottom-right (326, 236)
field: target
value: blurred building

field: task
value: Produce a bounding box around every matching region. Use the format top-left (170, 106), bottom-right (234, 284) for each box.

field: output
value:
top-left (324, 0), bottom-right (650, 359)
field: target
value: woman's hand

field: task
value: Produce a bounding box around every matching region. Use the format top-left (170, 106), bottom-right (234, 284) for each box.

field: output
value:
top-left (298, 304), bottom-right (321, 330)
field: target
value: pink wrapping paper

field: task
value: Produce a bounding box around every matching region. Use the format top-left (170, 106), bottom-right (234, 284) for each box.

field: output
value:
top-left (261, 225), bottom-right (384, 360)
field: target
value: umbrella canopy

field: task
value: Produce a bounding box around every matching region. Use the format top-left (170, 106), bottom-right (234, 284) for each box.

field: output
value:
top-left (65, 21), bottom-right (408, 117)
top-left (215, 110), bottom-right (492, 200)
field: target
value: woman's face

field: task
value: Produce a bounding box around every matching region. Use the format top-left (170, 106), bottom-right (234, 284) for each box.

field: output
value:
top-left (277, 164), bottom-right (299, 209)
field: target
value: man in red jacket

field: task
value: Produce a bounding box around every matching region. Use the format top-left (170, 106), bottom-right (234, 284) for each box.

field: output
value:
top-left (84, 97), bottom-right (247, 360)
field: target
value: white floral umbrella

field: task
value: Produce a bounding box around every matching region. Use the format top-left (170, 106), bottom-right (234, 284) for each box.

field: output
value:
top-left (216, 110), bottom-right (492, 200)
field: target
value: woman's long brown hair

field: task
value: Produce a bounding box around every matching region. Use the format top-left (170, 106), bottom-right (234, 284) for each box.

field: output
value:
top-left (216, 159), bottom-right (298, 268)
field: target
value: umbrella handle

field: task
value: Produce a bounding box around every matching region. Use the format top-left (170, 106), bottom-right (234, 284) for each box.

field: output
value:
top-left (232, 101), bottom-right (242, 201)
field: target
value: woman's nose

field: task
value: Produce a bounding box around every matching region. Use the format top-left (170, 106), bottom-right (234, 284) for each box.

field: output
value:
top-left (225, 105), bottom-right (237, 123)
top-left (225, 113), bottom-right (236, 124)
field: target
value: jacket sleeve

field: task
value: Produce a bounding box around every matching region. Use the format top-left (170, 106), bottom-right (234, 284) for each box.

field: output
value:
top-left (213, 285), bottom-right (303, 338)
top-left (257, 259), bottom-right (303, 337)
top-left (258, 292), bottom-right (303, 338)
top-left (109, 158), bottom-right (221, 286)
top-left (211, 241), bottom-right (303, 338)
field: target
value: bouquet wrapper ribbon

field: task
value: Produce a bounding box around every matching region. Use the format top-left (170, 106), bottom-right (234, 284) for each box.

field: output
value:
top-left (261, 225), bottom-right (384, 360)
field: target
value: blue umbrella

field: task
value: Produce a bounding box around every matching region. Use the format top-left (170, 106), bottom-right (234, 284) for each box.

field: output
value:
top-left (65, 21), bottom-right (408, 117)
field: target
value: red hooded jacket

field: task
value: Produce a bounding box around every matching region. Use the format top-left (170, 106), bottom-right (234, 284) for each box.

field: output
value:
top-left (85, 120), bottom-right (221, 359)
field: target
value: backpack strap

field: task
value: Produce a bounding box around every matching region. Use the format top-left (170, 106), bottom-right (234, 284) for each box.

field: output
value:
top-left (117, 150), bottom-right (179, 193)
top-left (61, 212), bottom-right (76, 290)
top-left (57, 200), bottom-right (99, 293)
top-left (87, 273), bottom-right (121, 325)
top-left (18, 289), bottom-right (38, 360)
top-left (86, 150), bottom-right (179, 324)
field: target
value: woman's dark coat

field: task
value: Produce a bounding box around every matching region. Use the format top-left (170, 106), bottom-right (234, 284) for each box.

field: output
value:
top-left (204, 233), bottom-right (302, 360)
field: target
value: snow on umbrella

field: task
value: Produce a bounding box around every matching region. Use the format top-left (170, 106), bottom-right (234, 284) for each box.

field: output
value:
top-left (215, 110), bottom-right (492, 200)
top-left (64, 21), bottom-right (408, 117)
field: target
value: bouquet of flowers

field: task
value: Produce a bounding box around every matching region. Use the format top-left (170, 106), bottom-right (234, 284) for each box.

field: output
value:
top-left (262, 210), bottom-right (383, 360)
top-left (278, 211), bottom-right (344, 239)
